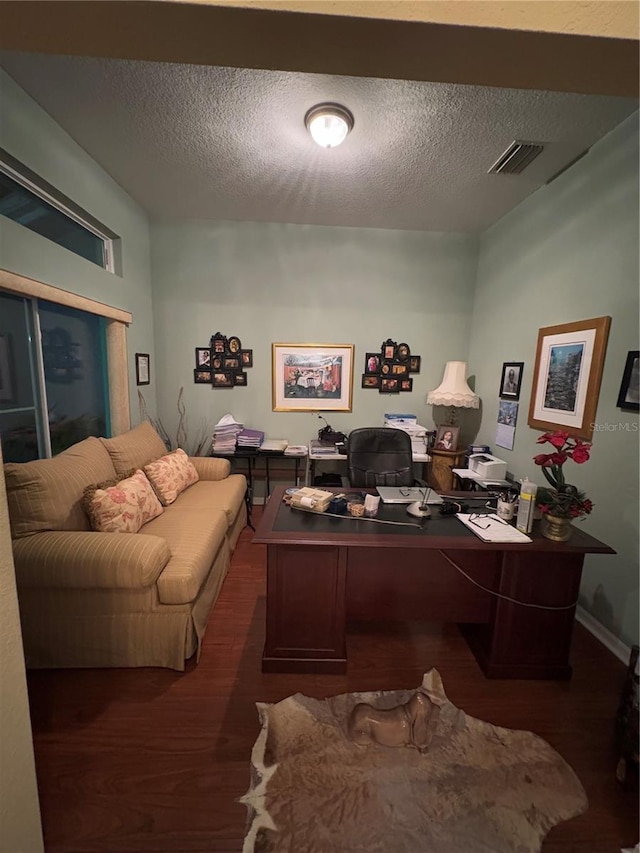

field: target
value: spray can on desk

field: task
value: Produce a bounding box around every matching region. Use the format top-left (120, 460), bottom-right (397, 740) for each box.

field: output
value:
top-left (516, 477), bottom-right (537, 534)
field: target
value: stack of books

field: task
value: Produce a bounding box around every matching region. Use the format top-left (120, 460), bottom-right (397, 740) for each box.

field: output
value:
top-left (237, 428), bottom-right (265, 449)
top-left (284, 445), bottom-right (308, 456)
top-left (212, 414), bottom-right (243, 454)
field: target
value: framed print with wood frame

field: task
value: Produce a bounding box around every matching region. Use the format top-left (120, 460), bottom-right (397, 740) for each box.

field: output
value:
top-left (272, 343), bottom-right (354, 412)
top-left (135, 353), bottom-right (150, 386)
top-left (528, 316), bottom-right (611, 440)
top-left (617, 350), bottom-right (639, 412)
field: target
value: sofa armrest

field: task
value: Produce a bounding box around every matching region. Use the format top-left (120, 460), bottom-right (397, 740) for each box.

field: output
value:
top-left (189, 456), bottom-right (230, 481)
top-left (12, 531), bottom-right (171, 590)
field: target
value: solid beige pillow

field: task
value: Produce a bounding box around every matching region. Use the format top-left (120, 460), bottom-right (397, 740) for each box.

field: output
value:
top-left (83, 469), bottom-right (164, 533)
top-left (100, 422), bottom-right (169, 476)
top-left (144, 448), bottom-right (199, 506)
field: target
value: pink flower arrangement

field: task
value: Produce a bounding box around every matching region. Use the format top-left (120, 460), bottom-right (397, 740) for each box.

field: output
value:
top-left (533, 430), bottom-right (594, 519)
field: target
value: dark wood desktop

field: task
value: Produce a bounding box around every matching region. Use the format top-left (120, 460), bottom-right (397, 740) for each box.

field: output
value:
top-left (253, 487), bottom-right (615, 679)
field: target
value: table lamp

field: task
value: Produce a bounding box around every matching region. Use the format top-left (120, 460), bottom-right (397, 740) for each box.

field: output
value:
top-left (427, 361), bottom-right (479, 426)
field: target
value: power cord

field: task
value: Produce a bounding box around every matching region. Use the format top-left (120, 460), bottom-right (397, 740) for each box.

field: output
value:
top-left (438, 550), bottom-right (579, 611)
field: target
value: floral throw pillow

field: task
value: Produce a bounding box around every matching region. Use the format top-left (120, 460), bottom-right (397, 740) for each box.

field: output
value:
top-left (83, 469), bottom-right (164, 533)
top-left (143, 449), bottom-right (199, 506)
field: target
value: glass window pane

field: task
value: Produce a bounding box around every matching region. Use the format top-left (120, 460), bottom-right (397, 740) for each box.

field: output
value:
top-left (0, 291), bottom-right (41, 462)
top-left (40, 301), bottom-right (110, 454)
top-left (0, 170), bottom-right (105, 268)
top-left (0, 410), bottom-right (39, 462)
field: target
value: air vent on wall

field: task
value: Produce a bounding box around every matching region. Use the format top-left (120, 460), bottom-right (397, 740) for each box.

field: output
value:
top-left (488, 141), bottom-right (544, 175)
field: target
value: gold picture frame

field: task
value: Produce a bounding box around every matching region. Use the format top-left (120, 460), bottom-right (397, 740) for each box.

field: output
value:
top-left (528, 316), bottom-right (611, 439)
top-left (272, 343), bottom-right (354, 412)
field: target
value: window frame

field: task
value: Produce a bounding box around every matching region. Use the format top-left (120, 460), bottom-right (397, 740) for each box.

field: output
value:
top-left (0, 147), bottom-right (118, 273)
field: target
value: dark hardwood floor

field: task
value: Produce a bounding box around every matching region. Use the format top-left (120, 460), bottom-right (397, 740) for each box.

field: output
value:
top-left (27, 509), bottom-right (638, 852)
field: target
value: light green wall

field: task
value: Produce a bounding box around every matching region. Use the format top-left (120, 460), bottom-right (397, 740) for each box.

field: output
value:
top-left (150, 220), bottom-right (478, 447)
top-left (469, 112), bottom-right (640, 647)
top-left (0, 69), bottom-right (156, 418)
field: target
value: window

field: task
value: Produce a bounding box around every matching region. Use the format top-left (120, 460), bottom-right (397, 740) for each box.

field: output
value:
top-left (0, 148), bottom-right (118, 271)
top-left (0, 292), bottom-right (111, 462)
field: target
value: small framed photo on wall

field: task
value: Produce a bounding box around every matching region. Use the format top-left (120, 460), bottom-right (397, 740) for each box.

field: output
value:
top-left (499, 362), bottom-right (524, 400)
top-left (194, 369), bottom-right (212, 384)
top-left (195, 347), bottom-right (212, 368)
top-left (135, 353), bottom-right (150, 386)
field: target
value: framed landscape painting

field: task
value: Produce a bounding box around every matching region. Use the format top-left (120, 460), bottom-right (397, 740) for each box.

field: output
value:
top-left (272, 343), bottom-right (354, 412)
top-left (528, 316), bottom-right (611, 440)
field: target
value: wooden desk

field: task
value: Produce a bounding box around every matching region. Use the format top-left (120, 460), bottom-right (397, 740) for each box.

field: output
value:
top-left (253, 487), bottom-right (615, 680)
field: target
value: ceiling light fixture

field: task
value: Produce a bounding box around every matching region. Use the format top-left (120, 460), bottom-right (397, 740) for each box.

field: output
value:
top-left (305, 103), bottom-right (354, 148)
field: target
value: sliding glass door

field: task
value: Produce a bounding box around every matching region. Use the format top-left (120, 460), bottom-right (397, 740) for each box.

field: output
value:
top-left (0, 291), bottom-right (110, 462)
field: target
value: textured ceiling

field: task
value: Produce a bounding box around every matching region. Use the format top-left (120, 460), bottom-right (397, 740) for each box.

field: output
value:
top-left (1, 51), bottom-right (637, 233)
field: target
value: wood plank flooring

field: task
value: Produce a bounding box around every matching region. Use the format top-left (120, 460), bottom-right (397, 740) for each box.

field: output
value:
top-left (26, 511), bottom-right (639, 852)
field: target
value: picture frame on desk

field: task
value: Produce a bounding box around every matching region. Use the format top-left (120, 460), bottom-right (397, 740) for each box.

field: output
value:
top-left (434, 425), bottom-right (460, 451)
top-left (528, 316), bottom-right (611, 439)
top-left (272, 343), bottom-right (354, 412)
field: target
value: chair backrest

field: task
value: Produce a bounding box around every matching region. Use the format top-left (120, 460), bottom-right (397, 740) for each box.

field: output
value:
top-left (346, 427), bottom-right (414, 487)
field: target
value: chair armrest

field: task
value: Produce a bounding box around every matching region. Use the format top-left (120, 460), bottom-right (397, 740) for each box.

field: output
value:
top-left (189, 456), bottom-right (230, 481)
top-left (12, 531), bottom-right (171, 590)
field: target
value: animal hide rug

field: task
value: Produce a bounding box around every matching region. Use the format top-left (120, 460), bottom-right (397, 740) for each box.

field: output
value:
top-left (240, 669), bottom-right (587, 852)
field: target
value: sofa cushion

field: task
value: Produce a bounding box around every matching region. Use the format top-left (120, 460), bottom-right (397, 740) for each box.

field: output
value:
top-left (100, 422), bottom-right (169, 476)
top-left (170, 475), bottom-right (247, 527)
top-left (4, 436), bottom-right (116, 539)
top-left (144, 449), bottom-right (199, 506)
top-left (141, 507), bottom-right (228, 604)
top-left (83, 469), bottom-right (164, 533)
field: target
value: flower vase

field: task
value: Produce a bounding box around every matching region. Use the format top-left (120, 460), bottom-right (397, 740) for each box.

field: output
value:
top-left (542, 513), bottom-right (573, 542)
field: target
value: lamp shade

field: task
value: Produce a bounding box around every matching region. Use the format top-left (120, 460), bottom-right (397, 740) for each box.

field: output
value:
top-left (427, 361), bottom-right (479, 409)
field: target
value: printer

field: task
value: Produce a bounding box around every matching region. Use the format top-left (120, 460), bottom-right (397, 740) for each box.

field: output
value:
top-left (468, 453), bottom-right (508, 480)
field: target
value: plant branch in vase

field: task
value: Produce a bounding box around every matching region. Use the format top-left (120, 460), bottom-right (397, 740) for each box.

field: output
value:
top-left (533, 430), bottom-right (593, 541)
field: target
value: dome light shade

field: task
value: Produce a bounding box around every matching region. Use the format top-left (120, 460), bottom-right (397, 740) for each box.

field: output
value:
top-left (305, 103), bottom-right (354, 148)
top-left (427, 362), bottom-right (479, 409)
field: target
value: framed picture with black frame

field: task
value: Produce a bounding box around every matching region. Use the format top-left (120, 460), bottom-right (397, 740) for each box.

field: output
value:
top-left (499, 361), bottom-right (524, 400)
top-left (617, 350), bottom-right (639, 412)
top-left (135, 353), bottom-right (150, 386)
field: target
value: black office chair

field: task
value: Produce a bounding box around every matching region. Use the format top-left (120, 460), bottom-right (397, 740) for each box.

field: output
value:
top-left (346, 427), bottom-right (424, 488)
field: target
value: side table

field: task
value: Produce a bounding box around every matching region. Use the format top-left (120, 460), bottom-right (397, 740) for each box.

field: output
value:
top-left (427, 448), bottom-right (467, 492)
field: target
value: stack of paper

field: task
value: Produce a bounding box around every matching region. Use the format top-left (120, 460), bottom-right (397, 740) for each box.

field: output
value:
top-left (212, 413), bottom-right (243, 454)
top-left (237, 428), bottom-right (265, 448)
top-left (383, 415), bottom-right (432, 454)
top-left (284, 445), bottom-right (308, 456)
top-left (309, 439), bottom-right (340, 456)
top-left (260, 439), bottom-right (289, 452)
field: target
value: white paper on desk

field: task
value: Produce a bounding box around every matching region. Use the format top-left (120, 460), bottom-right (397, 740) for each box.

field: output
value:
top-left (457, 513), bottom-right (532, 543)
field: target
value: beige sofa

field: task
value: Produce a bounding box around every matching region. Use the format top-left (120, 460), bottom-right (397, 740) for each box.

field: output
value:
top-left (3, 422), bottom-right (247, 670)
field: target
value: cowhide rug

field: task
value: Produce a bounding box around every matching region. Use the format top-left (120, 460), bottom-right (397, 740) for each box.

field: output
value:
top-left (240, 670), bottom-right (588, 853)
